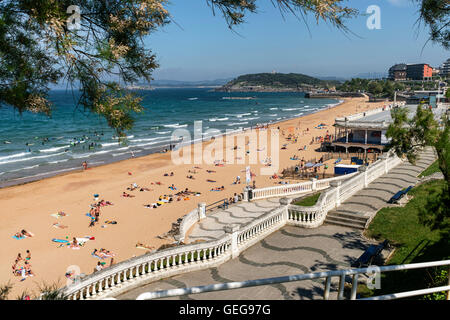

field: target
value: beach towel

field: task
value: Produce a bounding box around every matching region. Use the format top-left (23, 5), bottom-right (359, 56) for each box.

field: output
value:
top-left (52, 238), bottom-right (70, 243)
top-left (13, 235), bottom-right (26, 240)
top-left (50, 213), bottom-right (69, 219)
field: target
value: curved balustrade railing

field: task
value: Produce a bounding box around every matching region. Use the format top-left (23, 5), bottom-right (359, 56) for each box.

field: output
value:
top-left (287, 153), bottom-right (402, 228)
top-left (236, 206), bottom-right (287, 252)
top-left (178, 208), bottom-right (199, 242)
top-left (61, 152), bottom-right (402, 300)
top-left (62, 235), bottom-right (232, 300)
top-left (61, 207), bottom-right (290, 300)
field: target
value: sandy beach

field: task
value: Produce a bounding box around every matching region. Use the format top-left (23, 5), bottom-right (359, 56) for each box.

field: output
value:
top-left (0, 96), bottom-right (391, 298)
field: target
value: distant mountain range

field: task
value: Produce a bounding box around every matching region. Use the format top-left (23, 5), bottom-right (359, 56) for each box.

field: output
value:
top-left (128, 78), bottom-right (233, 89)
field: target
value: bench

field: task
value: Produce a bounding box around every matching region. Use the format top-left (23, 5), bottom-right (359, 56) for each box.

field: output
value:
top-left (352, 240), bottom-right (389, 268)
top-left (388, 185), bottom-right (413, 204)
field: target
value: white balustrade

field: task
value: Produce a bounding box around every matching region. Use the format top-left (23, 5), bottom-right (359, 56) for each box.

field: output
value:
top-left (61, 152), bottom-right (402, 300)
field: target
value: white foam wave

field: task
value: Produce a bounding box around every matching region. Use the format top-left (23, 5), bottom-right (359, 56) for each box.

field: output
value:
top-left (0, 152), bottom-right (28, 161)
top-left (163, 124), bottom-right (188, 128)
top-left (227, 122), bottom-right (248, 126)
top-left (40, 145), bottom-right (70, 153)
top-left (0, 152), bottom-right (66, 165)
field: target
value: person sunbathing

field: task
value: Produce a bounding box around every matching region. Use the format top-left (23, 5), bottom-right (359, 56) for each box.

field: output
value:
top-left (71, 237), bottom-right (79, 247)
top-left (206, 170), bottom-right (216, 173)
top-left (21, 230), bottom-right (33, 237)
top-left (24, 261), bottom-right (34, 276)
top-left (139, 187), bottom-right (151, 191)
top-left (136, 242), bottom-right (155, 250)
top-left (187, 175), bottom-right (195, 179)
top-left (206, 179), bottom-right (216, 183)
top-left (53, 222), bottom-right (68, 229)
top-left (122, 192), bottom-right (135, 198)
top-left (12, 260), bottom-right (21, 276)
top-left (127, 183), bottom-right (138, 191)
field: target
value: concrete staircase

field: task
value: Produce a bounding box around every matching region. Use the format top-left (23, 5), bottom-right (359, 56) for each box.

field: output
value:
top-left (324, 211), bottom-right (368, 230)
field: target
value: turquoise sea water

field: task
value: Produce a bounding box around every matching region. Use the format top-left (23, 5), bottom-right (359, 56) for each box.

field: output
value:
top-left (0, 88), bottom-right (340, 186)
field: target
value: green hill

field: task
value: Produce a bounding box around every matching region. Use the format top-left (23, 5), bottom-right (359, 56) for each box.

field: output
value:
top-left (217, 73), bottom-right (340, 92)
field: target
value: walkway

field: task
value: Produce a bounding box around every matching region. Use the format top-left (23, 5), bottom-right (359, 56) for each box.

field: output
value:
top-left (187, 197), bottom-right (290, 243)
top-left (118, 224), bottom-right (374, 300)
top-left (325, 147), bottom-right (437, 229)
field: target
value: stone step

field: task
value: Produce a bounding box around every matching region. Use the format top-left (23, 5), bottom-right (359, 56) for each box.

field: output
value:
top-left (325, 215), bottom-right (367, 228)
top-left (324, 218), bottom-right (366, 230)
top-left (327, 211), bottom-right (369, 223)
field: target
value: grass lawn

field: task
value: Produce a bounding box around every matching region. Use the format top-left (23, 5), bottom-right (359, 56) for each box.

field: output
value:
top-left (293, 193), bottom-right (321, 206)
top-left (419, 160), bottom-right (440, 177)
top-left (359, 179), bottom-right (449, 299)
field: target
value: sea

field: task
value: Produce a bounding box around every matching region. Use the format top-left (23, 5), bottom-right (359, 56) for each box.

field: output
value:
top-left (0, 88), bottom-right (341, 187)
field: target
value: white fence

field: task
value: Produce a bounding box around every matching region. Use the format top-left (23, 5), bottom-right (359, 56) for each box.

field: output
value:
top-left (60, 153), bottom-right (402, 300)
top-left (250, 173), bottom-right (357, 201)
top-left (287, 153), bottom-right (402, 228)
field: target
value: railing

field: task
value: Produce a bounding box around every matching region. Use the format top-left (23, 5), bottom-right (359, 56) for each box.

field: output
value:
top-left (61, 205), bottom-right (289, 300)
top-left (286, 152), bottom-right (402, 228)
top-left (62, 234), bottom-right (232, 300)
top-left (250, 172), bottom-right (357, 201)
top-left (135, 259), bottom-right (450, 300)
top-left (334, 103), bottom-right (403, 123)
top-left (205, 198), bottom-right (228, 212)
top-left (177, 208), bottom-right (200, 242)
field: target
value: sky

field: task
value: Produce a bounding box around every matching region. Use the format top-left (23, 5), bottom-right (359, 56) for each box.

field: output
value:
top-left (143, 0), bottom-right (449, 81)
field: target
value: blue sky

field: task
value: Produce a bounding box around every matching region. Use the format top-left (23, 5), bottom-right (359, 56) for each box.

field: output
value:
top-left (145, 0), bottom-right (448, 81)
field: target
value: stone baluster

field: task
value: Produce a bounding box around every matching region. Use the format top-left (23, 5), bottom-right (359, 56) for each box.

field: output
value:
top-left (98, 279), bottom-right (103, 293)
top-left (85, 286), bottom-right (91, 299)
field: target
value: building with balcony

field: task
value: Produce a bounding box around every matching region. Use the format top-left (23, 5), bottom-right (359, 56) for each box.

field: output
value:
top-left (441, 58), bottom-right (450, 76)
top-left (328, 104), bottom-right (446, 158)
top-left (388, 64), bottom-right (407, 81)
top-left (406, 63), bottom-right (433, 80)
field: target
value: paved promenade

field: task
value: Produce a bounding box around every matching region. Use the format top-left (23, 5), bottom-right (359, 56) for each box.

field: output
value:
top-left (119, 224), bottom-right (373, 300)
top-left (118, 149), bottom-right (437, 300)
top-left (187, 197), bottom-right (289, 243)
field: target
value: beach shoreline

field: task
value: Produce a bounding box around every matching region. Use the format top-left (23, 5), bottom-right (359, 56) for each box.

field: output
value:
top-left (0, 95), bottom-right (391, 299)
top-left (0, 99), bottom-right (344, 190)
